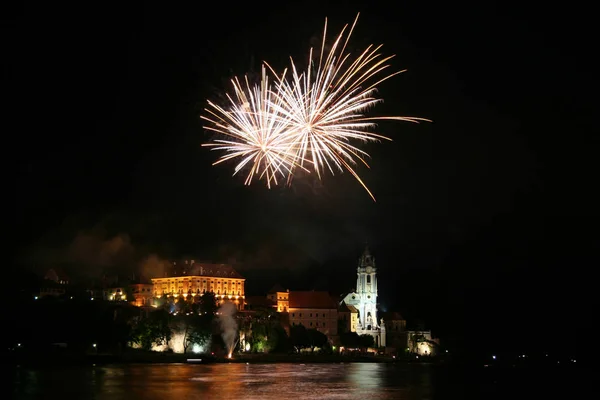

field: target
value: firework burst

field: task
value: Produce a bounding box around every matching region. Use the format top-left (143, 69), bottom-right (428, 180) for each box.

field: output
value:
top-left (266, 13), bottom-right (428, 200)
top-left (201, 66), bottom-right (307, 188)
top-left (202, 13), bottom-right (429, 200)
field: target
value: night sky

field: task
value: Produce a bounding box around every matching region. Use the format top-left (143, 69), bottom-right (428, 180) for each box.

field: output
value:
top-left (7, 2), bottom-right (596, 355)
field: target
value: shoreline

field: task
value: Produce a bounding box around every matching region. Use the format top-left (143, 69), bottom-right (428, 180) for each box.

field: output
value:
top-left (7, 351), bottom-right (438, 367)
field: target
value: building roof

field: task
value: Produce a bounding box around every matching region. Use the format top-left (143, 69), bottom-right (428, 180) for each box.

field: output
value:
top-left (289, 291), bottom-right (338, 309)
top-left (167, 262), bottom-right (244, 279)
top-left (339, 302), bottom-right (358, 313)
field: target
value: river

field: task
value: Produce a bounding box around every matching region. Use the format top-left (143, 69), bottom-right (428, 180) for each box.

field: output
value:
top-left (10, 361), bottom-right (583, 399)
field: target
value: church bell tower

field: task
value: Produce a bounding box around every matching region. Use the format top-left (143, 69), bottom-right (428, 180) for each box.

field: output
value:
top-left (356, 246), bottom-right (379, 330)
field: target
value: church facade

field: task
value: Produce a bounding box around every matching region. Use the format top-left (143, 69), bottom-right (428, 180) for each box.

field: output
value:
top-left (341, 247), bottom-right (386, 347)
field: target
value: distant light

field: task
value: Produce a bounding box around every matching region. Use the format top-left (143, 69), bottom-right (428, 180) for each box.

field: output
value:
top-left (91, 297), bottom-right (94, 301)
top-left (445, 350), bottom-right (448, 353)
top-left (522, 354), bottom-right (526, 358)
top-left (34, 296), bottom-right (38, 300)
top-left (70, 297), bottom-right (73, 299)
top-left (492, 355), bottom-right (496, 360)
top-left (92, 343), bottom-right (97, 348)
top-left (17, 343), bottom-right (21, 347)
top-left (416, 355), bottom-right (419, 359)
top-left (572, 359), bottom-right (576, 363)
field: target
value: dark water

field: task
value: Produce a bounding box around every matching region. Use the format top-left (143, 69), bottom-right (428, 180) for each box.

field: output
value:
top-left (10, 362), bottom-right (586, 399)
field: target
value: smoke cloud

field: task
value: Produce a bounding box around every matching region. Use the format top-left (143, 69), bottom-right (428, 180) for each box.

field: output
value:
top-left (66, 232), bottom-right (134, 268)
top-left (218, 302), bottom-right (238, 357)
top-left (139, 254), bottom-right (170, 279)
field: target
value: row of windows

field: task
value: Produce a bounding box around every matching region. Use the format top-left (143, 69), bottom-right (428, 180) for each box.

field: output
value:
top-left (291, 313), bottom-right (328, 318)
top-left (292, 322), bottom-right (326, 327)
top-left (158, 289), bottom-right (242, 296)
top-left (158, 279), bottom-right (241, 284)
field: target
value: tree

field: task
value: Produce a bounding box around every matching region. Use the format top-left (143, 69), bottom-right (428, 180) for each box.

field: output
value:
top-left (340, 332), bottom-right (361, 349)
top-left (306, 329), bottom-right (328, 352)
top-left (171, 312), bottom-right (211, 353)
top-left (130, 309), bottom-right (172, 351)
top-left (290, 324), bottom-right (310, 353)
top-left (359, 334), bottom-right (374, 350)
top-left (199, 292), bottom-right (218, 316)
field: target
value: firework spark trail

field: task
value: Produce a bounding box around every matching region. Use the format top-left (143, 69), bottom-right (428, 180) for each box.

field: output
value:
top-left (202, 13), bottom-right (430, 200)
top-left (201, 66), bottom-right (308, 188)
top-left (266, 13), bottom-right (429, 200)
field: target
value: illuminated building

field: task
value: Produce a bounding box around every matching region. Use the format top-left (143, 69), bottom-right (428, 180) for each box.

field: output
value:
top-left (338, 302), bottom-right (359, 333)
top-left (380, 312), bottom-right (408, 351)
top-left (266, 284), bottom-right (289, 312)
top-left (131, 283), bottom-right (153, 307)
top-left (407, 330), bottom-right (439, 356)
top-left (151, 261), bottom-right (245, 310)
top-left (341, 246), bottom-right (386, 347)
top-left (38, 268), bottom-right (69, 298)
top-left (287, 291), bottom-right (338, 336)
top-left (106, 287), bottom-right (128, 301)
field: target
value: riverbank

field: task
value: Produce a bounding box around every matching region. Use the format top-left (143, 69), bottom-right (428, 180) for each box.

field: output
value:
top-left (7, 349), bottom-right (437, 366)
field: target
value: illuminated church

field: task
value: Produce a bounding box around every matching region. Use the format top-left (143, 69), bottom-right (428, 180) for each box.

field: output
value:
top-left (341, 246), bottom-right (386, 347)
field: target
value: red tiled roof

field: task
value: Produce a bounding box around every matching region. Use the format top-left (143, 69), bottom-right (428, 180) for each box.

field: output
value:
top-left (289, 291), bottom-right (337, 309)
top-left (172, 262), bottom-right (244, 279)
top-left (339, 302), bottom-right (358, 313)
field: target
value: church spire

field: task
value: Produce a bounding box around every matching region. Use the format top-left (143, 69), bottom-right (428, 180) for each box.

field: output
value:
top-left (359, 243), bottom-right (375, 268)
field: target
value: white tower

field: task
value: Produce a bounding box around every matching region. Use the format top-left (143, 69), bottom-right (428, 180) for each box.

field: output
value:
top-left (341, 246), bottom-right (386, 347)
top-left (356, 246), bottom-right (379, 330)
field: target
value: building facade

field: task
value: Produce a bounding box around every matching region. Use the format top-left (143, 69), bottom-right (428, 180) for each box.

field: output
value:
top-left (288, 291), bottom-right (338, 336)
top-left (266, 284), bottom-right (289, 312)
top-left (338, 302), bottom-right (359, 333)
top-left (341, 247), bottom-right (386, 347)
top-left (151, 261), bottom-right (245, 310)
top-left (131, 283), bottom-right (154, 307)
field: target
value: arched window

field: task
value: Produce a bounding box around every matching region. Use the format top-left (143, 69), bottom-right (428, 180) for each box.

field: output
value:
top-left (367, 275), bottom-right (371, 284)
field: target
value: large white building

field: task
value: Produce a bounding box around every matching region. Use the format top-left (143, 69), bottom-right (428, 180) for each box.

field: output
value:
top-left (341, 247), bottom-right (386, 347)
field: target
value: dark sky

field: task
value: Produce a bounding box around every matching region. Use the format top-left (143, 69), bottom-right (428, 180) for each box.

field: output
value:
top-left (6, 2), bottom-right (596, 353)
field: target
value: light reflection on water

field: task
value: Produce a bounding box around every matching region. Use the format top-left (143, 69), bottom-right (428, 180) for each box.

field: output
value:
top-left (12, 363), bottom-right (435, 400)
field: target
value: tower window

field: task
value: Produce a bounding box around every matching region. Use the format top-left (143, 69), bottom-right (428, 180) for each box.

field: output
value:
top-left (367, 275), bottom-right (371, 284)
